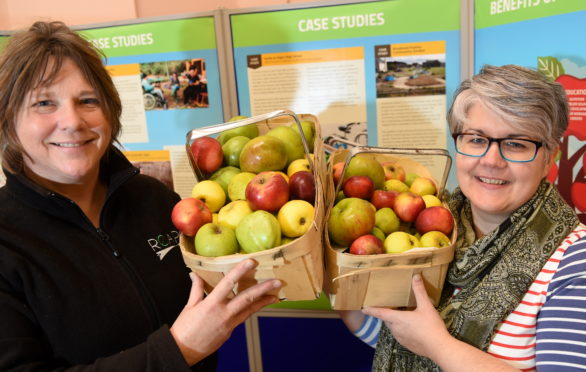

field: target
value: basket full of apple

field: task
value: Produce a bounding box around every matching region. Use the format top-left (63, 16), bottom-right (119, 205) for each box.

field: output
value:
top-left (324, 144), bottom-right (456, 310)
top-left (172, 110), bottom-right (326, 301)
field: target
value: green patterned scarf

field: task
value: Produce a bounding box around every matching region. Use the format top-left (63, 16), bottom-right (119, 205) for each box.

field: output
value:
top-left (373, 180), bottom-right (579, 371)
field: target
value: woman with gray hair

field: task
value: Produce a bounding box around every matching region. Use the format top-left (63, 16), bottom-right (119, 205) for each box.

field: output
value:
top-left (344, 65), bottom-right (586, 371)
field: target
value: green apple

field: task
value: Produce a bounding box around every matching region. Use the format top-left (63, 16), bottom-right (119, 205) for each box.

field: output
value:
top-left (344, 155), bottom-right (385, 190)
top-left (410, 177), bottom-right (437, 196)
top-left (222, 135), bottom-right (250, 167)
top-left (194, 223), bottom-right (239, 257)
top-left (266, 126), bottom-right (305, 166)
top-left (239, 135), bottom-right (288, 173)
top-left (227, 172), bottom-right (256, 201)
top-left (371, 226), bottom-right (386, 242)
top-left (405, 172), bottom-right (419, 187)
top-left (236, 210), bottom-right (282, 253)
top-left (422, 194), bottom-right (442, 208)
top-left (335, 190), bottom-right (346, 204)
top-left (419, 231), bottom-right (451, 248)
top-left (328, 197), bottom-right (376, 247)
top-left (384, 231), bottom-right (420, 254)
top-left (217, 200), bottom-right (253, 230)
top-left (281, 236), bottom-right (296, 245)
top-left (277, 200), bottom-right (315, 238)
top-left (217, 116), bottom-right (258, 145)
top-left (375, 207), bottom-right (400, 235)
top-left (210, 166), bottom-right (241, 196)
top-left (191, 180), bottom-right (226, 213)
top-left (384, 179), bottom-right (410, 193)
top-left (290, 120), bottom-right (315, 152)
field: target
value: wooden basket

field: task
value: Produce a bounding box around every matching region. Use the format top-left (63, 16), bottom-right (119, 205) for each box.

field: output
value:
top-left (324, 145), bottom-right (455, 310)
top-left (180, 110), bottom-right (326, 301)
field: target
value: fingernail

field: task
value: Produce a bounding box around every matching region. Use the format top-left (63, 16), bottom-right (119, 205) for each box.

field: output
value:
top-left (272, 280), bottom-right (282, 288)
top-left (189, 272), bottom-right (196, 281)
top-left (413, 274), bottom-right (421, 282)
top-left (244, 259), bottom-right (255, 269)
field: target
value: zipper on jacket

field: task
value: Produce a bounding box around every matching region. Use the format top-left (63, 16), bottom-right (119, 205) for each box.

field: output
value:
top-left (96, 228), bottom-right (120, 257)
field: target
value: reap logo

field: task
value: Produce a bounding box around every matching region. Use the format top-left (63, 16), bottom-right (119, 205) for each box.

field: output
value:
top-left (147, 230), bottom-right (180, 260)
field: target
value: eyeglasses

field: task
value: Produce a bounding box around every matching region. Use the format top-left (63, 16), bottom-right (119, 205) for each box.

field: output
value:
top-left (452, 133), bottom-right (543, 163)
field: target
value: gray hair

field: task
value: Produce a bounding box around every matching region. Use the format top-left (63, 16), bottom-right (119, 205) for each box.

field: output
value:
top-left (447, 64), bottom-right (568, 156)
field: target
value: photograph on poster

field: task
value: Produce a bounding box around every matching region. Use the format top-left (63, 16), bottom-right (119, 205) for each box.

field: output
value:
top-left (139, 58), bottom-right (209, 111)
top-left (375, 45), bottom-right (446, 98)
top-left (124, 150), bottom-right (175, 191)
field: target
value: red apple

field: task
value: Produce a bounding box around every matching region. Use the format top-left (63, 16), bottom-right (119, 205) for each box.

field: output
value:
top-left (328, 197), bottom-right (376, 247)
top-left (343, 175), bottom-right (375, 200)
top-left (332, 162), bottom-right (345, 186)
top-left (245, 171), bottom-right (289, 213)
top-left (382, 161), bottom-right (406, 182)
top-left (349, 234), bottom-right (384, 255)
top-left (289, 171), bottom-right (316, 204)
top-left (371, 190), bottom-right (399, 210)
top-left (171, 198), bottom-right (213, 237)
top-left (392, 192), bottom-right (425, 223)
top-left (190, 137), bottom-right (223, 174)
top-left (414, 206), bottom-right (454, 236)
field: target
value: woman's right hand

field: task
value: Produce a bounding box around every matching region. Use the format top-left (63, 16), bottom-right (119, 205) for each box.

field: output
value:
top-left (170, 259), bottom-right (281, 366)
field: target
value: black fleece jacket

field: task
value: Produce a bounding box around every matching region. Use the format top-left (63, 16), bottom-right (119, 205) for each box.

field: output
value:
top-left (0, 148), bottom-right (217, 371)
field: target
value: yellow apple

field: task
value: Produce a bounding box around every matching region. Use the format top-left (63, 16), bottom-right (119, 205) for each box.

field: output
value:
top-left (422, 194), bottom-right (442, 208)
top-left (191, 180), bottom-right (226, 212)
top-left (277, 200), bottom-right (315, 238)
top-left (227, 172), bottom-right (256, 201)
top-left (384, 179), bottom-right (409, 193)
top-left (410, 177), bottom-right (437, 196)
top-left (217, 200), bottom-right (254, 230)
top-left (287, 158), bottom-right (311, 177)
top-left (384, 231), bottom-right (420, 253)
top-left (419, 231), bottom-right (451, 248)
top-left (212, 213), bottom-right (219, 224)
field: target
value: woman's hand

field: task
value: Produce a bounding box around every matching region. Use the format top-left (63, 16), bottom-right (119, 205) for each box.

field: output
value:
top-left (170, 259), bottom-right (281, 366)
top-left (362, 274), bottom-right (450, 360)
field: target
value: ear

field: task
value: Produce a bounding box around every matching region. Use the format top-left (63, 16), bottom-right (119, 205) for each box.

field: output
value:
top-left (542, 146), bottom-right (559, 179)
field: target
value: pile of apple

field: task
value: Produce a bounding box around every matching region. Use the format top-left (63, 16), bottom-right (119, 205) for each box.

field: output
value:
top-left (172, 116), bottom-right (319, 257)
top-left (327, 154), bottom-right (454, 255)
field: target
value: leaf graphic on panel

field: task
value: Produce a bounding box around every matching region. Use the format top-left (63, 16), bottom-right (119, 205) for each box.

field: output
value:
top-left (538, 56), bottom-right (565, 81)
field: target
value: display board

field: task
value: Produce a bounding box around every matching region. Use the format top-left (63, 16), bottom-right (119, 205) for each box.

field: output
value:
top-left (79, 16), bottom-right (226, 199)
top-left (474, 0), bottom-right (586, 223)
top-left (228, 0), bottom-right (461, 184)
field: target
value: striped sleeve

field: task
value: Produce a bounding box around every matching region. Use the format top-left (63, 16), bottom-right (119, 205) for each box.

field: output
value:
top-left (535, 236), bottom-right (586, 371)
top-left (353, 315), bottom-right (382, 348)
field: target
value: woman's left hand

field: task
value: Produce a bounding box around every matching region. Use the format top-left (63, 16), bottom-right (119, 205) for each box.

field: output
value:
top-left (362, 274), bottom-right (451, 360)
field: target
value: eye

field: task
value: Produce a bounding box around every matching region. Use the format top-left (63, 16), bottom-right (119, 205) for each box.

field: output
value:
top-left (466, 135), bottom-right (488, 145)
top-left (503, 139), bottom-right (530, 152)
top-left (80, 97), bottom-right (100, 108)
top-left (32, 100), bottom-right (57, 113)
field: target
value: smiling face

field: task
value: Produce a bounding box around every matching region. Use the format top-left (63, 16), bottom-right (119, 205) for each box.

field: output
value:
top-left (456, 103), bottom-right (552, 223)
top-left (15, 58), bottom-right (111, 186)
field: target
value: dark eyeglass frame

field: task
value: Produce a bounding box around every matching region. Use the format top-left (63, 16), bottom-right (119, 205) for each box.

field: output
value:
top-left (452, 133), bottom-right (544, 163)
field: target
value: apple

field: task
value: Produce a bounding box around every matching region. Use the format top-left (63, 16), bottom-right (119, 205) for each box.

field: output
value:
top-left (381, 161), bottom-right (406, 182)
top-left (332, 162), bottom-right (345, 186)
top-left (267, 126), bottom-right (306, 165)
top-left (239, 135), bottom-right (288, 173)
top-left (371, 226), bottom-right (386, 242)
top-left (328, 197), bottom-right (376, 247)
top-left (343, 155), bottom-right (385, 190)
top-left (375, 207), bottom-right (400, 235)
top-left (410, 177), bottom-right (437, 196)
top-left (222, 135), bottom-right (250, 167)
top-left (384, 231), bottom-right (420, 254)
top-left (371, 190), bottom-right (399, 210)
top-left (194, 223), bottom-right (239, 257)
top-left (419, 231), bottom-right (451, 248)
top-left (277, 200), bottom-right (315, 238)
top-left (290, 120), bottom-right (315, 152)
top-left (191, 180), bottom-right (226, 213)
top-left (414, 206), bottom-right (454, 235)
top-left (393, 192), bottom-right (426, 223)
top-left (212, 213), bottom-right (219, 224)
top-left (190, 137), bottom-right (223, 175)
top-left (405, 172), bottom-right (419, 187)
top-left (287, 158), bottom-right (312, 177)
top-left (236, 210), bottom-right (282, 253)
top-left (210, 166), bottom-right (241, 196)
top-left (289, 171), bottom-right (316, 204)
top-left (335, 190), bottom-right (345, 204)
top-left (275, 171), bottom-right (289, 183)
top-left (171, 197), bottom-right (212, 237)
top-left (349, 234), bottom-right (384, 255)
top-left (245, 171), bottom-right (289, 213)
top-left (217, 116), bottom-right (258, 145)
top-left (217, 200), bottom-right (253, 230)
top-left (281, 236), bottom-right (296, 245)
top-left (227, 172), bottom-right (256, 201)
top-left (422, 194), bottom-right (442, 208)
top-left (384, 179), bottom-right (409, 193)
top-left (343, 176), bottom-right (375, 200)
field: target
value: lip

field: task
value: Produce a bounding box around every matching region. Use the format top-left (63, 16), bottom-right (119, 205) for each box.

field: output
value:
top-left (49, 139), bottom-right (94, 148)
top-left (474, 176), bottom-right (509, 187)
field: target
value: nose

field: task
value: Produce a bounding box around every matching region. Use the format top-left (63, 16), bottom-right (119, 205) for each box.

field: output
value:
top-left (57, 101), bottom-right (85, 131)
top-left (480, 141), bottom-right (507, 167)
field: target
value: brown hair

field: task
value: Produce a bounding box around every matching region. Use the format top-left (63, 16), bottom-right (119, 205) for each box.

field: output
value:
top-left (0, 21), bottom-right (122, 174)
top-left (447, 64), bottom-right (569, 157)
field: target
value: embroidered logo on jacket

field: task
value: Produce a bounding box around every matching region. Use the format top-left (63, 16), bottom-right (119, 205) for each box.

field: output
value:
top-left (147, 230), bottom-right (180, 260)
